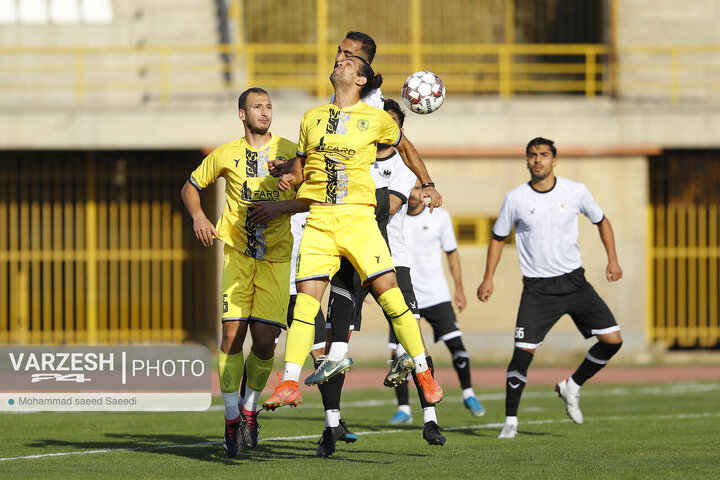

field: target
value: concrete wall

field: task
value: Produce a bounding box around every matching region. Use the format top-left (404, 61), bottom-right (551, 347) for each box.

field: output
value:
top-left (617, 0), bottom-right (720, 45)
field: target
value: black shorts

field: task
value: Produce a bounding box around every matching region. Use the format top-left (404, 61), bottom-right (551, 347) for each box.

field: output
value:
top-left (387, 266), bottom-right (421, 345)
top-left (286, 294), bottom-right (327, 346)
top-left (514, 267), bottom-right (619, 349)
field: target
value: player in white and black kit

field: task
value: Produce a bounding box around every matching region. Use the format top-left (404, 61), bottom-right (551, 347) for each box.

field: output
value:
top-left (388, 179), bottom-right (486, 424)
top-left (371, 100), bottom-right (448, 445)
top-left (477, 137), bottom-right (623, 439)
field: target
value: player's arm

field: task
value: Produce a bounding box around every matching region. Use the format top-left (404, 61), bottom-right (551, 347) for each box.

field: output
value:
top-left (597, 216), bottom-right (623, 282)
top-left (276, 156), bottom-right (306, 191)
top-left (394, 134), bottom-right (441, 212)
top-left (248, 200), bottom-right (309, 224)
top-left (389, 193), bottom-right (403, 215)
top-left (477, 235), bottom-right (506, 302)
top-left (269, 156), bottom-right (299, 177)
top-left (181, 180), bottom-right (218, 247)
top-left (446, 249), bottom-right (467, 312)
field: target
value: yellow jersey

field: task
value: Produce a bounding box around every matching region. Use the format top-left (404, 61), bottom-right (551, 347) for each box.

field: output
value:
top-left (296, 101), bottom-right (401, 205)
top-left (189, 134), bottom-right (297, 262)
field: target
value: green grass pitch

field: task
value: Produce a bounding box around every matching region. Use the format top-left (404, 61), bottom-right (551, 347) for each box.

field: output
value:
top-left (1, 381), bottom-right (719, 479)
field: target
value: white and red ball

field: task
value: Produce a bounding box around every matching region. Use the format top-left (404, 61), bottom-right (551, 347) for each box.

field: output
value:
top-left (400, 71), bottom-right (446, 114)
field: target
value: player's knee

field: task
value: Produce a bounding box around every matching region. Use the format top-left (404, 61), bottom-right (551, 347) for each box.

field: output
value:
top-left (595, 340), bottom-right (622, 360)
top-left (508, 347), bottom-right (534, 374)
top-left (444, 336), bottom-right (465, 353)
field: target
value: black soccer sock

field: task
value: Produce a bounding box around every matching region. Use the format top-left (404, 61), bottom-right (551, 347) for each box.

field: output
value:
top-left (391, 354), bottom-right (410, 406)
top-left (316, 356), bottom-right (345, 411)
top-left (445, 337), bottom-right (472, 389)
top-left (239, 358), bottom-right (248, 400)
top-left (328, 259), bottom-right (356, 344)
top-left (571, 341), bottom-right (622, 386)
top-left (412, 355), bottom-right (435, 409)
top-left (505, 348), bottom-right (534, 416)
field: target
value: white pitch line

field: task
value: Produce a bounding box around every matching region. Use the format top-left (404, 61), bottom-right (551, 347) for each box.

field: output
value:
top-left (204, 381), bottom-right (720, 412)
top-left (2, 411), bottom-right (720, 462)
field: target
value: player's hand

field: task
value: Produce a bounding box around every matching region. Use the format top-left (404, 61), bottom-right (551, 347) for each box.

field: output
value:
top-left (268, 158), bottom-right (295, 177)
top-left (248, 202), bottom-right (285, 224)
top-left (606, 260), bottom-right (623, 282)
top-left (277, 173), bottom-right (296, 191)
top-left (476, 279), bottom-right (493, 302)
top-left (192, 214), bottom-right (218, 247)
top-left (455, 290), bottom-right (467, 312)
top-left (421, 186), bottom-right (442, 213)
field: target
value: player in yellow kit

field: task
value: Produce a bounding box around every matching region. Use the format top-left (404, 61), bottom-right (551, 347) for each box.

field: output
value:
top-left (181, 88), bottom-right (304, 458)
top-left (262, 55), bottom-right (444, 428)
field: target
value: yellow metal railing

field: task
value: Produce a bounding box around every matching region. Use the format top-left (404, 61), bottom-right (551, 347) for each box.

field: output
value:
top-left (0, 153), bottom-right (200, 346)
top-left (1, 44), bottom-right (720, 105)
top-left (648, 204), bottom-right (720, 348)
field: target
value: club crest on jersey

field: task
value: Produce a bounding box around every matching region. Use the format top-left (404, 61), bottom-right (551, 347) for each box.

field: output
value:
top-left (356, 119), bottom-right (369, 131)
top-left (558, 201), bottom-right (568, 211)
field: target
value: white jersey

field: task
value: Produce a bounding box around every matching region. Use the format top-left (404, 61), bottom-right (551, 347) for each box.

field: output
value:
top-left (403, 207), bottom-right (457, 308)
top-left (332, 87), bottom-right (384, 110)
top-left (377, 150), bottom-right (417, 267)
top-left (289, 211), bottom-right (309, 295)
top-left (492, 177), bottom-right (605, 278)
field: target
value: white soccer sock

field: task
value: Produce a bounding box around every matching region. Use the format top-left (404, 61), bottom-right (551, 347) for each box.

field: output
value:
top-left (282, 362), bottom-right (302, 382)
top-left (325, 408), bottom-right (341, 428)
top-left (504, 415), bottom-right (518, 427)
top-left (567, 377), bottom-right (581, 395)
top-left (396, 343), bottom-right (407, 356)
top-left (462, 388), bottom-right (476, 400)
top-left (412, 353), bottom-right (428, 373)
top-left (422, 407), bottom-right (437, 424)
top-left (242, 387), bottom-right (261, 413)
top-left (222, 392), bottom-right (239, 420)
top-left (327, 342), bottom-right (349, 361)
top-left (398, 404), bottom-right (411, 415)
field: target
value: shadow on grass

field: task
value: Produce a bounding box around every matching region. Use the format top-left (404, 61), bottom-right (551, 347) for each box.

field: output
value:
top-left (25, 430), bottom-right (423, 464)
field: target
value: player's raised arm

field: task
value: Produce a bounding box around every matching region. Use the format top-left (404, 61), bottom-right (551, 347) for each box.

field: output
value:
top-left (477, 235), bottom-right (506, 302)
top-left (597, 217), bottom-right (623, 282)
top-left (394, 133), bottom-right (441, 212)
top-left (181, 180), bottom-right (218, 247)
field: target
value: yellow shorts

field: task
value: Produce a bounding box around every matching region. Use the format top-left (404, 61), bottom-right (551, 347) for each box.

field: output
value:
top-left (221, 244), bottom-right (290, 328)
top-left (296, 204), bottom-right (395, 285)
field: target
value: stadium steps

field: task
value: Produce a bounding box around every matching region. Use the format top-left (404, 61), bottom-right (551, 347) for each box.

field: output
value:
top-left (0, 0), bottom-right (235, 107)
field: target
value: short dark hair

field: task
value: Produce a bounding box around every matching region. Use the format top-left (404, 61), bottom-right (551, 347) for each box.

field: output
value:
top-left (383, 98), bottom-right (405, 127)
top-left (353, 56), bottom-right (383, 99)
top-left (526, 137), bottom-right (557, 157)
top-left (238, 87), bottom-right (269, 110)
top-left (345, 31), bottom-right (377, 63)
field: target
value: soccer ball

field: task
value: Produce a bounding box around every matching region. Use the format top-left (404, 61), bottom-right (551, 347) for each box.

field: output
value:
top-left (401, 71), bottom-right (446, 114)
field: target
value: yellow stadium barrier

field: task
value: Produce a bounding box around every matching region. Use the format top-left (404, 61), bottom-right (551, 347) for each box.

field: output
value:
top-left (1, 43), bottom-right (719, 105)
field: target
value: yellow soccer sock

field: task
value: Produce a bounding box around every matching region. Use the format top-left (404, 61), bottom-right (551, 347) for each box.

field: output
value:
top-left (377, 288), bottom-right (425, 358)
top-left (218, 350), bottom-right (244, 420)
top-left (245, 350), bottom-right (274, 393)
top-left (219, 350), bottom-right (245, 394)
top-left (284, 292), bottom-right (320, 366)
